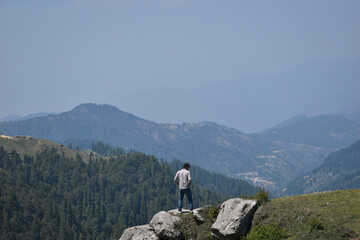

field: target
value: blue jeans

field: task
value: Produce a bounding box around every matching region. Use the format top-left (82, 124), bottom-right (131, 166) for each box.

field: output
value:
top-left (178, 188), bottom-right (193, 211)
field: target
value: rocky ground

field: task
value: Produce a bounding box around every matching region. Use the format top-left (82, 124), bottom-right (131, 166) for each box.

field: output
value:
top-left (119, 198), bottom-right (258, 240)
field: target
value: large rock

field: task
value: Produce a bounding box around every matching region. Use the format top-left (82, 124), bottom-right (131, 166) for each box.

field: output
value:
top-left (119, 224), bottom-right (159, 240)
top-left (149, 211), bottom-right (182, 240)
top-left (168, 209), bottom-right (191, 215)
top-left (211, 198), bottom-right (257, 240)
top-left (192, 206), bottom-right (210, 223)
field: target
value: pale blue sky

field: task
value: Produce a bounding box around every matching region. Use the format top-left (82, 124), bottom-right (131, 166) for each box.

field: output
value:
top-left (1, 0), bottom-right (360, 132)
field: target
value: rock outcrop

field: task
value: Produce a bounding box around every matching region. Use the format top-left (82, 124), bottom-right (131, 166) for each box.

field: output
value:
top-left (119, 198), bottom-right (257, 240)
top-left (192, 207), bottom-right (208, 223)
top-left (119, 224), bottom-right (159, 240)
top-left (211, 198), bottom-right (257, 239)
top-left (149, 211), bottom-right (181, 240)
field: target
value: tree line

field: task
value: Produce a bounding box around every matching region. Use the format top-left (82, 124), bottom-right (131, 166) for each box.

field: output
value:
top-left (0, 143), bottom-right (259, 239)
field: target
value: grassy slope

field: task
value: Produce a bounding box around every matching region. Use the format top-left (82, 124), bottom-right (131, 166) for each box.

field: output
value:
top-left (0, 135), bottom-right (92, 162)
top-left (252, 189), bottom-right (360, 239)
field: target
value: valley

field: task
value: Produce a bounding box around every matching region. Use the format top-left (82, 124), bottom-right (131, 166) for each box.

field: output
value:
top-left (1, 103), bottom-right (350, 192)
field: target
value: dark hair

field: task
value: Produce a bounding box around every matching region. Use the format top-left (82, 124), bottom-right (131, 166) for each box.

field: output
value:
top-left (183, 163), bottom-right (190, 169)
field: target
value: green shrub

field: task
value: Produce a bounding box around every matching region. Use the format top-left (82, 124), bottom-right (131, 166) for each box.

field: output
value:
top-left (240, 188), bottom-right (270, 206)
top-left (177, 212), bottom-right (198, 240)
top-left (207, 206), bottom-right (219, 222)
top-left (246, 223), bottom-right (286, 240)
top-left (255, 188), bottom-right (269, 206)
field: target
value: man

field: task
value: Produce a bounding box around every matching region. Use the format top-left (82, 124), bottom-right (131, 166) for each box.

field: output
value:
top-left (174, 163), bottom-right (193, 213)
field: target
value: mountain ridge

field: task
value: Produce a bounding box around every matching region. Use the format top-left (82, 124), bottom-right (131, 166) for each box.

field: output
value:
top-left (0, 103), bottom-right (336, 191)
top-left (284, 139), bottom-right (360, 195)
top-left (262, 113), bottom-right (360, 148)
top-left (0, 112), bottom-right (56, 122)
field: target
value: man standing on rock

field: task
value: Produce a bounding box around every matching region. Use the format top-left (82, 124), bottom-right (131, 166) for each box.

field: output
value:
top-left (174, 163), bottom-right (193, 213)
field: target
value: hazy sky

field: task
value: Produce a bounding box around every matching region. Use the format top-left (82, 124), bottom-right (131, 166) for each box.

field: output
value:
top-left (1, 0), bottom-right (360, 132)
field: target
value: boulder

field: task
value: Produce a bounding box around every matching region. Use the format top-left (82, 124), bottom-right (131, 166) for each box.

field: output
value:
top-left (150, 211), bottom-right (182, 240)
top-left (168, 209), bottom-right (190, 215)
top-left (168, 206), bottom-right (207, 222)
top-left (119, 224), bottom-right (159, 240)
top-left (192, 206), bottom-right (209, 223)
top-left (211, 198), bottom-right (257, 240)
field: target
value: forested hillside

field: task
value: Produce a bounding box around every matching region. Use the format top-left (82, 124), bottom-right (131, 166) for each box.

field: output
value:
top-left (169, 159), bottom-right (260, 198)
top-left (0, 137), bottom-right (260, 239)
top-left (0, 103), bottom-right (334, 190)
top-left (88, 141), bottom-right (260, 198)
top-left (284, 139), bottom-right (360, 195)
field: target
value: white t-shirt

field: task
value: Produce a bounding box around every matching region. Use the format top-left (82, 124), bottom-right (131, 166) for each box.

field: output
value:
top-left (174, 168), bottom-right (191, 189)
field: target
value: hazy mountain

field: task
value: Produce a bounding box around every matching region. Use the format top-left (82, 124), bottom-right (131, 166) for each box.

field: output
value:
top-left (262, 114), bottom-right (360, 148)
top-left (0, 112), bottom-right (56, 122)
top-left (284, 139), bottom-right (360, 195)
top-left (341, 111), bottom-right (360, 123)
top-left (110, 58), bottom-right (360, 133)
top-left (268, 114), bottom-right (309, 130)
top-left (0, 103), bottom-right (334, 191)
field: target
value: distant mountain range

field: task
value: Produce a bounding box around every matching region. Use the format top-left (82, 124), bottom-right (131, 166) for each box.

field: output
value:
top-left (0, 112), bottom-right (56, 122)
top-left (262, 112), bottom-right (360, 148)
top-left (284, 139), bottom-right (360, 195)
top-left (1, 103), bottom-right (347, 192)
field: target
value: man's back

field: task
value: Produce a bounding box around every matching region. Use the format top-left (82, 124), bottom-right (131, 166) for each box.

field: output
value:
top-left (174, 168), bottom-right (191, 189)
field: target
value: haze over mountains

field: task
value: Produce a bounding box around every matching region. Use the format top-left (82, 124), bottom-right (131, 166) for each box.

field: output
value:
top-left (0, 112), bottom-right (56, 122)
top-left (1, 58), bottom-right (359, 134)
top-left (111, 58), bottom-right (360, 133)
top-left (2, 103), bottom-right (359, 193)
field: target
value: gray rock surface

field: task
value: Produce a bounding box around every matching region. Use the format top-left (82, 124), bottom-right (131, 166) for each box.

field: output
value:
top-left (150, 211), bottom-right (182, 240)
top-left (211, 198), bottom-right (257, 240)
top-left (119, 224), bottom-right (159, 240)
top-left (192, 206), bottom-right (209, 223)
top-left (168, 207), bottom-right (206, 222)
top-left (168, 209), bottom-right (190, 215)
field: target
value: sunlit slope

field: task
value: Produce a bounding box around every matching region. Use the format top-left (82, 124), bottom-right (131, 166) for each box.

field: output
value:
top-left (0, 135), bottom-right (92, 162)
top-left (252, 189), bottom-right (360, 240)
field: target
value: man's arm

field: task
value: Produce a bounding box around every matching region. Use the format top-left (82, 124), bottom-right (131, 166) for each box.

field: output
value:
top-left (188, 171), bottom-right (191, 187)
top-left (174, 171), bottom-right (179, 185)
